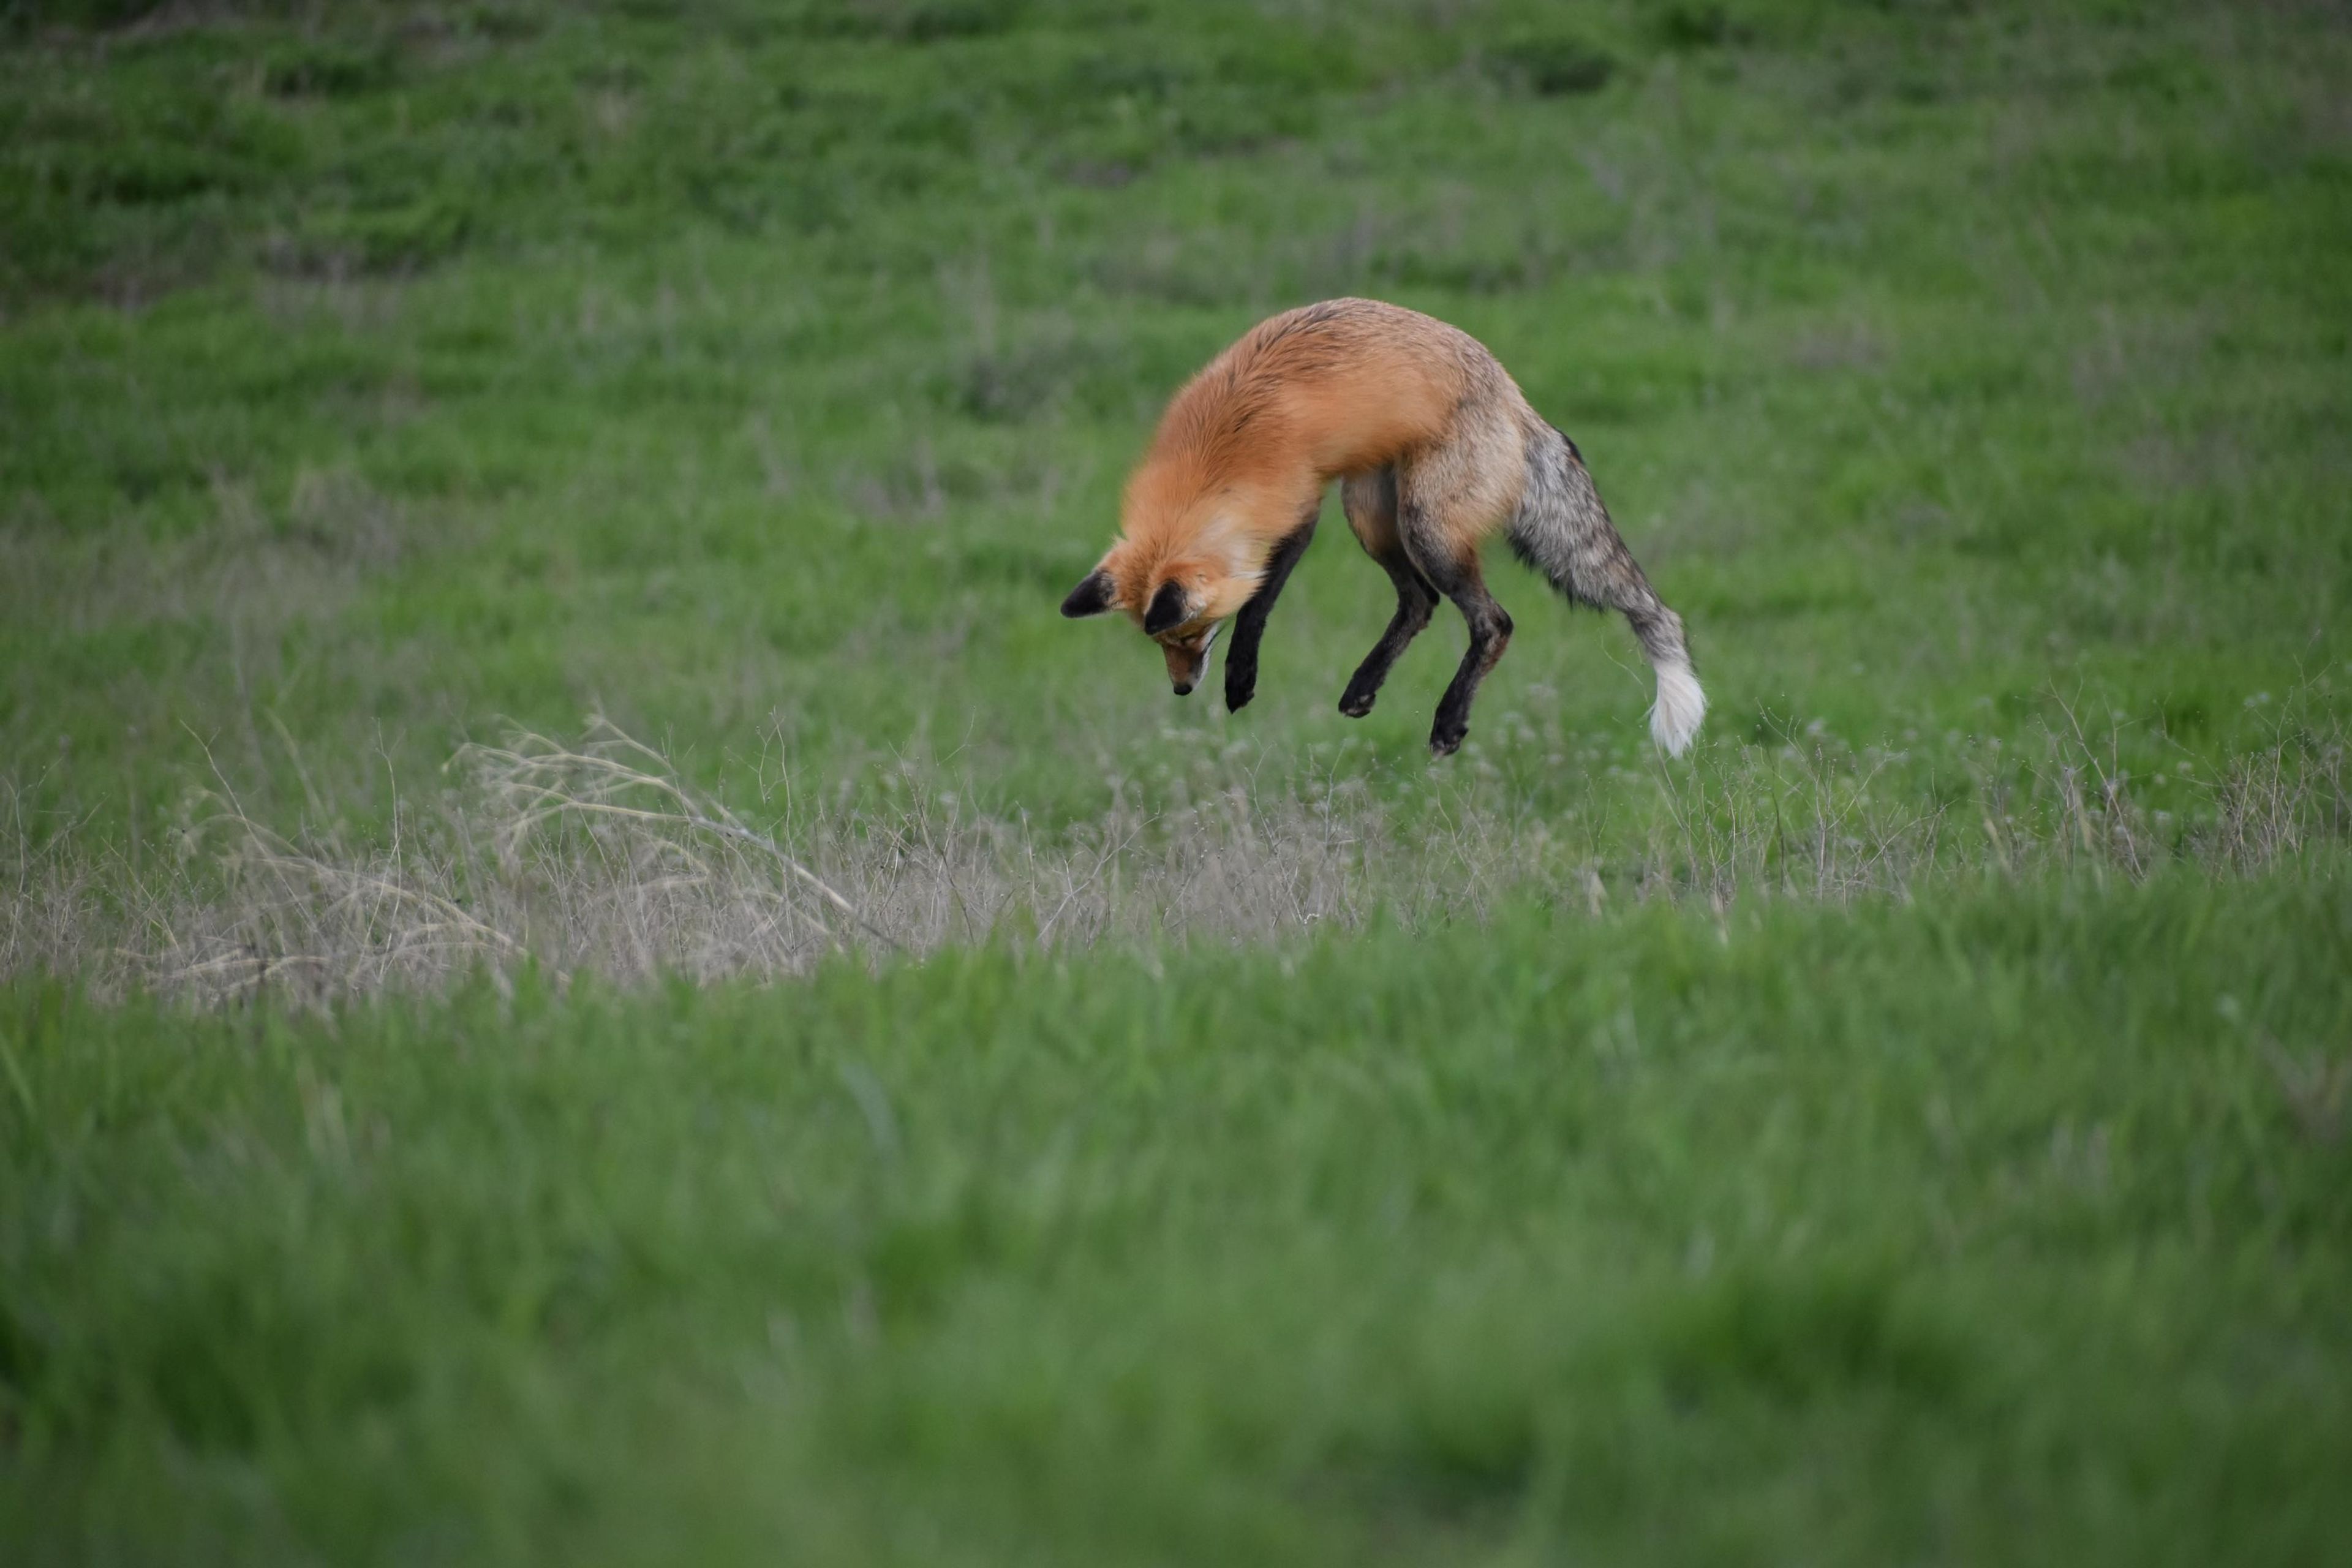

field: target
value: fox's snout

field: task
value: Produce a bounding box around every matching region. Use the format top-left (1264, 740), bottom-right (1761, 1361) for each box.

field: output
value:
top-left (1160, 624), bottom-right (1217, 696)
top-left (1162, 642), bottom-right (1203, 695)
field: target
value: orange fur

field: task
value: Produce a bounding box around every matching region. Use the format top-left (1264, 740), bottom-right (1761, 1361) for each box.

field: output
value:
top-left (1066, 296), bottom-right (1705, 756)
top-left (1096, 298), bottom-right (1526, 627)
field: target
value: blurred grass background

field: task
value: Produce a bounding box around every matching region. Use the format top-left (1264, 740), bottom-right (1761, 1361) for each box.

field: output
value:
top-left (2, 1), bottom-right (2350, 1562)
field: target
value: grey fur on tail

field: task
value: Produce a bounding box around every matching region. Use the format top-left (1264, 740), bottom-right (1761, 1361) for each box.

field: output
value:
top-left (1507, 424), bottom-right (1707, 755)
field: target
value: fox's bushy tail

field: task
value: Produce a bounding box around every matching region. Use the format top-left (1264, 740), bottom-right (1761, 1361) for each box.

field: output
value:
top-left (1507, 424), bottom-right (1707, 756)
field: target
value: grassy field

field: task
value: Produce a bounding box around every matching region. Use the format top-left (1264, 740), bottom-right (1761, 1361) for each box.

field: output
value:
top-left (2, 0), bottom-right (2350, 1561)
top-left (6, 880), bottom-right (2351, 1564)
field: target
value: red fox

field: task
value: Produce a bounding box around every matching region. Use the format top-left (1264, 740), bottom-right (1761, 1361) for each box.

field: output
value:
top-left (1061, 297), bottom-right (1706, 757)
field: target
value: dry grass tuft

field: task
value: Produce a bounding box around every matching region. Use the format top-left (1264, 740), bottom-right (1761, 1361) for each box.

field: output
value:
top-left (5, 703), bottom-right (2345, 1007)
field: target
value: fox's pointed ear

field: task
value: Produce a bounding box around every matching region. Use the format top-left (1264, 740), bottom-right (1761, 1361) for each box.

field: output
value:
top-left (1144, 579), bottom-right (1194, 637)
top-left (1060, 569), bottom-right (1117, 619)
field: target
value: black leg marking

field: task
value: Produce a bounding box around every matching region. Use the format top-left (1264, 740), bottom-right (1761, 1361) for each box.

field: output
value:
top-left (1224, 513), bottom-right (1317, 713)
top-left (1337, 549), bottom-right (1438, 718)
top-left (1409, 545), bottom-right (1512, 758)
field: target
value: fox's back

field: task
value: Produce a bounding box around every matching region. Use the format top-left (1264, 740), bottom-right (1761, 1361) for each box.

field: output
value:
top-left (1150, 298), bottom-right (1525, 486)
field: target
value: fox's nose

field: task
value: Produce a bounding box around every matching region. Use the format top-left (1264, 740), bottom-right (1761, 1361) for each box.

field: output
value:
top-left (1171, 680), bottom-right (1194, 696)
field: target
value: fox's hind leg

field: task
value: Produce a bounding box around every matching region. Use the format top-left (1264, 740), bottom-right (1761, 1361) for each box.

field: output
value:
top-left (1224, 507), bottom-right (1319, 714)
top-left (1337, 469), bottom-right (1439, 718)
top-left (1394, 464), bottom-right (1515, 758)
top-left (1336, 547), bottom-right (1438, 718)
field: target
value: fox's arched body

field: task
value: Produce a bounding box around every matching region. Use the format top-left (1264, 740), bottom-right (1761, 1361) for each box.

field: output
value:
top-left (1060, 298), bottom-right (1706, 756)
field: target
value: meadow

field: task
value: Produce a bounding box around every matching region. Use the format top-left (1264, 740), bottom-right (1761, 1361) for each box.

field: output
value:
top-left (2, 0), bottom-right (2349, 1561)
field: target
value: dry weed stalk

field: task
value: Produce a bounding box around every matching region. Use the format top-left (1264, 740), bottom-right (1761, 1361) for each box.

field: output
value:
top-left (459, 720), bottom-right (892, 949)
top-left (2, 704), bottom-right (2345, 1007)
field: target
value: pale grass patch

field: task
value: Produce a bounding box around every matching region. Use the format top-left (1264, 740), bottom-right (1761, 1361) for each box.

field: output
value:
top-left (3, 703), bottom-right (2345, 1007)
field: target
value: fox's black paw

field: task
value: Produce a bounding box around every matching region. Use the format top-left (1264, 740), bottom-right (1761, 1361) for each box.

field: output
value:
top-left (1223, 655), bottom-right (1259, 714)
top-left (1428, 720), bottom-right (1468, 757)
top-left (1338, 687), bottom-right (1376, 718)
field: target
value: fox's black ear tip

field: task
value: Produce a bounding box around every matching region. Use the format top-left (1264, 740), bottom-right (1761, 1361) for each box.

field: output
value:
top-left (1142, 580), bottom-right (1190, 636)
top-left (1060, 570), bottom-right (1115, 619)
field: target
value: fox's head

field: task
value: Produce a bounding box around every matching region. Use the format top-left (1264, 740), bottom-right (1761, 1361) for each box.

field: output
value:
top-left (1059, 545), bottom-right (1251, 697)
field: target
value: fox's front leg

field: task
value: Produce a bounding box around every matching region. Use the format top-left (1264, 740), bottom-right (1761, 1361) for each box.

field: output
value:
top-left (1224, 516), bottom-right (1317, 713)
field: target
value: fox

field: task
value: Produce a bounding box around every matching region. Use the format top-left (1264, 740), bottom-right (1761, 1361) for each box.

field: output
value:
top-left (1060, 298), bottom-right (1706, 757)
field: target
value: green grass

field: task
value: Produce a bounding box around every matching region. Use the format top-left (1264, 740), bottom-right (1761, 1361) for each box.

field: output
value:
top-left (3, 0), bottom-right (2345, 832)
top-left (6, 876), bottom-right (2351, 1565)
top-left (3, 0), bottom-right (2350, 1559)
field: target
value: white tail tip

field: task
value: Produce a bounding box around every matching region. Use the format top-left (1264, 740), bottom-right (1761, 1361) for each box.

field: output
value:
top-left (1649, 659), bottom-right (1707, 756)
